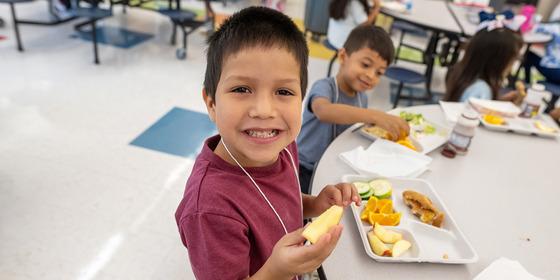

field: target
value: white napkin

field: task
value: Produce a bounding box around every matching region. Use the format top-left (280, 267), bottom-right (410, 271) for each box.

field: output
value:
top-left (439, 101), bottom-right (467, 123)
top-left (473, 257), bottom-right (543, 280)
top-left (339, 139), bottom-right (432, 178)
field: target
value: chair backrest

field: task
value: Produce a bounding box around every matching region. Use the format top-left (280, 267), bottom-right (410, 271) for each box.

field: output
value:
top-left (304, 0), bottom-right (330, 35)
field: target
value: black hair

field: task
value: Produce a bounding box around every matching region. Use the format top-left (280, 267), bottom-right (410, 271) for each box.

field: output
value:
top-left (203, 6), bottom-right (309, 102)
top-left (445, 27), bottom-right (523, 101)
top-left (343, 25), bottom-right (394, 64)
top-left (329, 0), bottom-right (370, 20)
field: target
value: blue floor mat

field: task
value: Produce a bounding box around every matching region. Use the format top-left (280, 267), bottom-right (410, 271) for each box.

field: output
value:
top-left (130, 107), bottom-right (218, 159)
top-left (70, 26), bottom-right (153, 49)
top-left (390, 82), bottom-right (444, 107)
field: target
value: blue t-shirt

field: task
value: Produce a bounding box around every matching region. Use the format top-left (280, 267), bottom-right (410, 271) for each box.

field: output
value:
top-left (297, 77), bottom-right (368, 170)
top-left (536, 24), bottom-right (560, 69)
top-left (459, 79), bottom-right (491, 103)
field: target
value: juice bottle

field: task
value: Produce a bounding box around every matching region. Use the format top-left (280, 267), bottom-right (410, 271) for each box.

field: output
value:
top-left (441, 109), bottom-right (480, 158)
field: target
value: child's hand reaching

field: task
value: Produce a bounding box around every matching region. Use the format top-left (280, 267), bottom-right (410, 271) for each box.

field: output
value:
top-left (312, 182), bottom-right (362, 215)
top-left (375, 113), bottom-right (410, 140)
top-left (499, 90), bottom-right (524, 106)
top-left (256, 225), bottom-right (343, 279)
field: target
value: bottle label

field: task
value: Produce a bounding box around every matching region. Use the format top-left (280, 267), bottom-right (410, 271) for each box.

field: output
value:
top-left (448, 131), bottom-right (472, 152)
top-left (519, 102), bottom-right (539, 118)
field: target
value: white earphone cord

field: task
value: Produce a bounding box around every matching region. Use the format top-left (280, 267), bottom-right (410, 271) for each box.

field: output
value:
top-left (220, 138), bottom-right (302, 280)
top-left (221, 138), bottom-right (289, 234)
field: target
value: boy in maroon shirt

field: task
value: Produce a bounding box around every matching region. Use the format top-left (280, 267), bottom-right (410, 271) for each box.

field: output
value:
top-left (175, 6), bottom-right (362, 280)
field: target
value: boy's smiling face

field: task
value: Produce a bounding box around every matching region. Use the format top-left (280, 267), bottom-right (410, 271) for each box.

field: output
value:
top-left (204, 46), bottom-right (303, 167)
top-left (337, 47), bottom-right (388, 94)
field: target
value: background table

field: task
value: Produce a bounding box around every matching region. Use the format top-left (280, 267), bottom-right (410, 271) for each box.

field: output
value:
top-left (311, 104), bottom-right (560, 279)
top-left (381, 0), bottom-right (464, 98)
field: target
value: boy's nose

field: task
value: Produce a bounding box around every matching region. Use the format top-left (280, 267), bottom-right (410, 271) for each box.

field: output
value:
top-left (249, 93), bottom-right (277, 118)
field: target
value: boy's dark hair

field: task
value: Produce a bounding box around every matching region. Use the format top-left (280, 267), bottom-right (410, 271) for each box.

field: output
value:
top-left (342, 25), bottom-right (395, 65)
top-left (444, 28), bottom-right (523, 101)
top-left (329, 0), bottom-right (370, 20)
top-left (203, 7), bottom-right (309, 102)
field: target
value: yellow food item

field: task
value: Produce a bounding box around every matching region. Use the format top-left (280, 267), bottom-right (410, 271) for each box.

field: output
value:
top-left (365, 196), bottom-right (379, 211)
top-left (535, 121), bottom-right (558, 133)
top-left (367, 230), bottom-right (390, 256)
top-left (302, 205), bottom-right (343, 244)
top-left (395, 130), bottom-right (418, 152)
top-left (483, 114), bottom-right (505, 125)
top-left (368, 212), bottom-right (402, 226)
top-left (376, 199), bottom-right (393, 214)
top-left (361, 197), bottom-right (401, 226)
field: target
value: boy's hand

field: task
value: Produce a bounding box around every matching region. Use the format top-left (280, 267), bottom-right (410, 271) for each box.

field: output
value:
top-left (313, 183), bottom-right (362, 215)
top-left (375, 113), bottom-right (410, 140)
top-left (261, 225), bottom-right (344, 279)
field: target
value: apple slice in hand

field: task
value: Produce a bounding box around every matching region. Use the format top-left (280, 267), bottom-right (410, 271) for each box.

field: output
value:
top-left (373, 222), bottom-right (402, 243)
top-left (390, 239), bottom-right (412, 258)
top-left (302, 205), bottom-right (343, 244)
top-left (367, 230), bottom-right (390, 256)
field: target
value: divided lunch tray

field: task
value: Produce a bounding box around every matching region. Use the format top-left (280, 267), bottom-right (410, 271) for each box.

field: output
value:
top-left (343, 174), bottom-right (478, 264)
top-left (478, 114), bottom-right (560, 138)
top-left (358, 115), bottom-right (451, 155)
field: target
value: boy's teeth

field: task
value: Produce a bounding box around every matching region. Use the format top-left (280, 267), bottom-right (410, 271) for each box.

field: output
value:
top-left (246, 130), bottom-right (278, 138)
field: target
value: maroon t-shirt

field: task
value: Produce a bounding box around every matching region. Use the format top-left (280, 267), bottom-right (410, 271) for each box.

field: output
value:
top-left (175, 135), bottom-right (303, 279)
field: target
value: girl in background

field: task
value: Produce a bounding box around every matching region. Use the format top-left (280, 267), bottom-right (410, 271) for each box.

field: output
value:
top-left (444, 17), bottom-right (524, 103)
top-left (327, 0), bottom-right (380, 49)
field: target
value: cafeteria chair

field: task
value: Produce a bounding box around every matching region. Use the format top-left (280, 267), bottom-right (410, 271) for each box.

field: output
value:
top-left (159, 9), bottom-right (203, 59)
top-left (390, 20), bottom-right (428, 65)
top-left (384, 66), bottom-right (427, 108)
top-left (323, 39), bottom-right (338, 77)
top-left (69, 0), bottom-right (112, 64)
top-left (0, 0), bottom-right (78, 52)
top-left (538, 81), bottom-right (560, 114)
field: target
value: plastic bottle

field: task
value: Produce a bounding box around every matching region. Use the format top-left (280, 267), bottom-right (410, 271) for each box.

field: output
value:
top-left (520, 5), bottom-right (536, 34)
top-left (441, 109), bottom-right (480, 158)
top-left (519, 83), bottom-right (544, 118)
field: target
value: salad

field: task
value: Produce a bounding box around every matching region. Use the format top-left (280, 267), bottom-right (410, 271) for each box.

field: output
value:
top-left (399, 111), bottom-right (437, 138)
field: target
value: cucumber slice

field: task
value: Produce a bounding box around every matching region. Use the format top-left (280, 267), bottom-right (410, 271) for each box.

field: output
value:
top-left (353, 181), bottom-right (372, 195)
top-left (360, 188), bottom-right (375, 200)
top-left (369, 178), bottom-right (392, 199)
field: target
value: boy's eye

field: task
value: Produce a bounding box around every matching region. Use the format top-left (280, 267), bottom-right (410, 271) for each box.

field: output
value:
top-left (232, 87), bottom-right (250, 93)
top-left (362, 63), bottom-right (370, 68)
top-left (377, 71), bottom-right (385, 76)
top-left (277, 89), bottom-right (294, 96)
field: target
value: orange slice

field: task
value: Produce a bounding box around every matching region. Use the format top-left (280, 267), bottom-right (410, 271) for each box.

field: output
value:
top-left (360, 209), bottom-right (370, 221)
top-left (369, 212), bottom-right (402, 226)
top-left (365, 196), bottom-right (379, 211)
top-left (376, 199), bottom-right (393, 214)
top-left (483, 114), bottom-right (504, 125)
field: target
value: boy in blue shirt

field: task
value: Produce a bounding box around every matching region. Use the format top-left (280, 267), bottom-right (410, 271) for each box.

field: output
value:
top-left (297, 25), bottom-right (410, 194)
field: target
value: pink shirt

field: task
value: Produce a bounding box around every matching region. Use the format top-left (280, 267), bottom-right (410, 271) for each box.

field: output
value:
top-left (175, 135), bottom-right (303, 280)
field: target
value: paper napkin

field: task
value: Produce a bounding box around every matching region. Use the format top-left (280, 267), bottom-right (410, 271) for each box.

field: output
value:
top-left (339, 139), bottom-right (432, 178)
top-left (473, 257), bottom-right (543, 280)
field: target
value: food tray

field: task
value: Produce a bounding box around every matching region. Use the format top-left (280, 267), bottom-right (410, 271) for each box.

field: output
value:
top-left (343, 174), bottom-right (478, 264)
top-left (478, 114), bottom-right (560, 138)
top-left (358, 125), bottom-right (424, 153)
top-left (358, 115), bottom-right (451, 155)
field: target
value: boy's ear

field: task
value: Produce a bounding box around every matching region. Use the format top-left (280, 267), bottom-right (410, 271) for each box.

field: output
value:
top-left (202, 89), bottom-right (217, 123)
top-left (338, 47), bottom-right (348, 66)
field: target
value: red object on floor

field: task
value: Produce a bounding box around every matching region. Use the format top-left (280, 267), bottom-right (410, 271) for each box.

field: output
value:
top-left (0, 36), bottom-right (6, 41)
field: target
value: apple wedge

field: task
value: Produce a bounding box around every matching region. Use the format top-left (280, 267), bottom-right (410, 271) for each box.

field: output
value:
top-left (373, 222), bottom-right (402, 243)
top-left (302, 205), bottom-right (343, 244)
top-left (367, 230), bottom-right (390, 256)
top-left (390, 239), bottom-right (412, 258)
